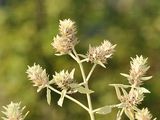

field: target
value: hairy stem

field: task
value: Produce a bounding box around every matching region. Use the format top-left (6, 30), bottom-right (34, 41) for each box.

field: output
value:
top-left (86, 64), bottom-right (97, 82)
top-left (47, 85), bottom-right (89, 112)
top-left (72, 48), bottom-right (95, 120)
top-left (116, 108), bottom-right (124, 120)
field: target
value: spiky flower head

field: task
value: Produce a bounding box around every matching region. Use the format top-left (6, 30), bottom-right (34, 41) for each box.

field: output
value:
top-left (59, 19), bottom-right (77, 37)
top-left (121, 55), bottom-right (151, 86)
top-left (26, 63), bottom-right (49, 92)
top-left (135, 108), bottom-right (153, 120)
top-left (87, 40), bottom-right (116, 67)
top-left (51, 19), bottom-right (78, 55)
top-left (120, 89), bottom-right (144, 109)
top-left (2, 102), bottom-right (29, 120)
top-left (53, 69), bottom-right (75, 90)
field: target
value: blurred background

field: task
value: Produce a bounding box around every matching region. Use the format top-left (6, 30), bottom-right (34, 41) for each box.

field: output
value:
top-left (0, 0), bottom-right (160, 119)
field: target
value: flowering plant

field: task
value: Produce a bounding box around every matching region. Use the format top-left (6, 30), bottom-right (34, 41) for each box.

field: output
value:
top-left (1, 19), bottom-right (156, 120)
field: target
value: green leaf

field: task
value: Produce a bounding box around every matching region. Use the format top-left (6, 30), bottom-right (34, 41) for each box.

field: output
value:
top-left (69, 83), bottom-right (94, 94)
top-left (76, 86), bottom-right (94, 94)
top-left (109, 84), bottom-right (130, 88)
top-left (95, 106), bottom-right (112, 115)
top-left (46, 88), bottom-right (51, 105)
top-left (57, 90), bottom-right (66, 107)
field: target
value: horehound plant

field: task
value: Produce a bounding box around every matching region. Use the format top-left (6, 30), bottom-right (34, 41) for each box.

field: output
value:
top-left (1, 19), bottom-right (156, 120)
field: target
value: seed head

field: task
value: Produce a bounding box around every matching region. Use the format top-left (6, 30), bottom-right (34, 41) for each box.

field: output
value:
top-left (135, 108), bottom-right (152, 120)
top-left (51, 19), bottom-right (78, 55)
top-left (26, 63), bottom-right (49, 92)
top-left (1, 102), bottom-right (29, 120)
top-left (53, 69), bottom-right (75, 90)
top-left (87, 40), bottom-right (116, 67)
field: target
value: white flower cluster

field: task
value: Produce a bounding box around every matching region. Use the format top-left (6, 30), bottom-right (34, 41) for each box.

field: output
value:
top-left (87, 40), bottom-right (116, 67)
top-left (53, 69), bottom-right (75, 90)
top-left (135, 108), bottom-right (156, 120)
top-left (51, 19), bottom-right (78, 55)
top-left (26, 63), bottom-right (49, 92)
top-left (2, 102), bottom-right (29, 120)
top-left (121, 55), bottom-right (152, 86)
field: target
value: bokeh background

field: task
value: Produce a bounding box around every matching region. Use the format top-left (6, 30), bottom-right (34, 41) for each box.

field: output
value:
top-left (0, 0), bottom-right (160, 119)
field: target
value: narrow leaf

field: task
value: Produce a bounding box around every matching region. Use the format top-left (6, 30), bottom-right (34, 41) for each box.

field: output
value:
top-left (140, 76), bottom-right (152, 81)
top-left (46, 88), bottom-right (51, 105)
top-left (49, 79), bottom-right (55, 85)
top-left (109, 84), bottom-right (130, 88)
top-left (57, 90), bottom-right (66, 107)
top-left (95, 106), bottom-right (112, 115)
top-left (114, 86), bottom-right (122, 100)
top-left (120, 73), bottom-right (130, 78)
top-left (121, 87), bottom-right (128, 96)
top-left (98, 61), bottom-right (106, 68)
top-left (124, 109), bottom-right (134, 120)
top-left (137, 87), bottom-right (151, 93)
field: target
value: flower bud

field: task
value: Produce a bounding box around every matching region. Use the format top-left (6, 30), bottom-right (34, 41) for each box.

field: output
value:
top-left (26, 63), bottom-right (49, 92)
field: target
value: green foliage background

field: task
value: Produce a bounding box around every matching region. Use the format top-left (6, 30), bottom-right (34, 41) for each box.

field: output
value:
top-left (0, 0), bottom-right (160, 119)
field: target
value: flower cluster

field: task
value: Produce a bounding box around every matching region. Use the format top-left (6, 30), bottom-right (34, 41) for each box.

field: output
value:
top-left (26, 63), bottom-right (49, 92)
top-left (121, 55), bottom-right (151, 86)
top-left (87, 40), bottom-right (116, 67)
top-left (53, 69), bottom-right (75, 91)
top-left (51, 19), bottom-right (78, 55)
top-left (1, 102), bottom-right (29, 120)
top-left (135, 108), bottom-right (153, 120)
top-left (120, 89), bottom-right (144, 109)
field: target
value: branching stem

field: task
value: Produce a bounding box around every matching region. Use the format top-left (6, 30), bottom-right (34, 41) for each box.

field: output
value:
top-left (71, 48), bottom-right (95, 120)
top-left (47, 85), bottom-right (89, 112)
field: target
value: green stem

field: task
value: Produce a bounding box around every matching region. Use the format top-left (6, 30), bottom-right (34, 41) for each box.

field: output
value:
top-left (47, 85), bottom-right (89, 112)
top-left (72, 48), bottom-right (95, 120)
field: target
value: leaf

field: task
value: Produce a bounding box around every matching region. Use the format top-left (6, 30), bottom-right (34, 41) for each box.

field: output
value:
top-left (70, 68), bottom-right (75, 79)
top-left (140, 76), bottom-right (152, 81)
top-left (120, 73), bottom-right (130, 78)
top-left (114, 86), bottom-right (121, 100)
top-left (69, 83), bottom-right (94, 94)
top-left (57, 90), bottom-right (66, 107)
top-left (76, 86), bottom-right (94, 94)
top-left (109, 84), bottom-right (130, 88)
top-left (49, 79), bottom-right (55, 85)
top-left (124, 109), bottom-right (134, 120)
top-left (121, 87), bottom-right (128, 96)
top-left (137, 87), bottom-right (151, 93)
top-left (46, 88), bottom-right (51, 105)
top-left (98, 61), bottom-right (106, 68)
top-left (95, 106), bottom-right (112, 115)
